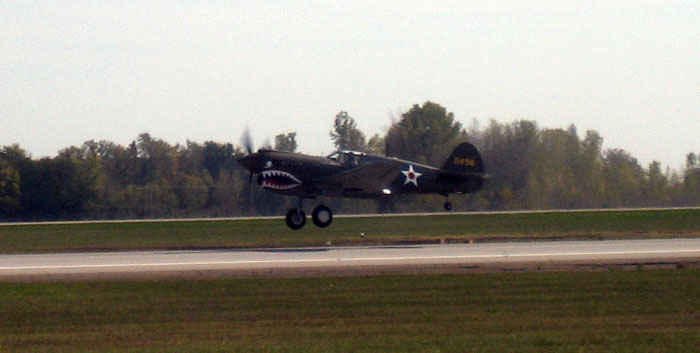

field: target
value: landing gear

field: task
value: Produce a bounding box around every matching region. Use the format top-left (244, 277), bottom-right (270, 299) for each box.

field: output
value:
top-left (440, 193), bottom-right (453, 211)
top-left (312, 205), bottom-right (333, 228)
top-left (285, 199), bottom-right (333, 230)
top-left (444, 200), bottom-right (453, 211)
top-left (285, 208), bottom-right (306, 230)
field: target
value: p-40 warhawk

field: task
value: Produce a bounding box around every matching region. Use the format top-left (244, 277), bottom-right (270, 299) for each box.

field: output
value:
top-left (237, 143), bottom-right (485, 230)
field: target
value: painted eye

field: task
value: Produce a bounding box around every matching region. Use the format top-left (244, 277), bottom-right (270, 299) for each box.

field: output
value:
top-left (265, 161), bottom-right (273, 168)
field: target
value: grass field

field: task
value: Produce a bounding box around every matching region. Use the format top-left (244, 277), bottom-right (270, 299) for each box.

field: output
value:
top-left (0, 269), bottom-right (698, 352)
top-left (1, 209), bottom-right (700, 254)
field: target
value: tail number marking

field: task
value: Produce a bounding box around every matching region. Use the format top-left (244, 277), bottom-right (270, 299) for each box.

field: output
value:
top-left (453, 157), bottom-right (476, 167)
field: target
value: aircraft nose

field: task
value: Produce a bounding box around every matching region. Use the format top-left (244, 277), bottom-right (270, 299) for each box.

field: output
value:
top-left (237, 154), bottom-right (260, 172)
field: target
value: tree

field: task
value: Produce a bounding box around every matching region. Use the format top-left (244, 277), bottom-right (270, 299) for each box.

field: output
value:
top-left (178, 140), bottom-right (205, 176)
top-left (54, 154), bottom-right (99, 216)
top-left (683, 168), bottom-right (700, 205)
top-left (0, 159), bottom-right (21, 217)
top-left (468, 120), bottom-right (537, 209)
top-left (13, 155), bottom-right (98, 219)
top-left (203, 141), bottom-right (235, 180)
top-left (330, 111), bottom-right (366, 151)
top-left (578, 130), bottom-right (605, 207)
top-left (366, 134), bottom-right (385, 155)
top-left (274, 132), bottom-right (298, 152)
top-left (384, 102), bottom-right (464, 166)
top-left (529, 128), bottom-right (580, 209)
top-left (136, 133), bottom-right (177, 184)
top-left (502, 120), bottom-right (539, 208)
top-left (0, 145), bottom-right (29, 217)
top-left (683, 152), bottom-right (700, 205)
top-left (645, 161), bottom-right (670, 206)
top-left (603, 149), bottom-right (645, 207)
top-left (686, 153), bottom-right (697, 169)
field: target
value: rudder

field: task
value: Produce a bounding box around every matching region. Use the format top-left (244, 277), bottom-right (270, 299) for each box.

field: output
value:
top-left (441, 143), bottom-right (484, 174)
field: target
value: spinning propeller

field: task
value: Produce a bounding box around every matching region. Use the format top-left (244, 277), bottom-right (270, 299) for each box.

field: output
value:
top-left (237, 128), bottom-right (272, 186)
top-left (241, 127), bottom-right (254, 156)
top-left (238, 127), bottom-right (257, 185)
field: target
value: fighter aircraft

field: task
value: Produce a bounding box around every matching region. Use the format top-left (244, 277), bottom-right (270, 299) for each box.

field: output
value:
top-left (237, 136), bottom-right (485, 230)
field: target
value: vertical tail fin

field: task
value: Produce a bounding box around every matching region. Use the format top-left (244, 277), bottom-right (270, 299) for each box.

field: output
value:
top-left (441, 143), bottom-right (484, 174)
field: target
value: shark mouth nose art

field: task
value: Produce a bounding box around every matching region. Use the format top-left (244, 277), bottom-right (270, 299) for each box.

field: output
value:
top-left (259, 170), bottom-right (302, 190)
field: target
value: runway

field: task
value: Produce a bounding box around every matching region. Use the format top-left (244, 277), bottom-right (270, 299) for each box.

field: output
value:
top-left (1, 238), bottom-right (699, 280)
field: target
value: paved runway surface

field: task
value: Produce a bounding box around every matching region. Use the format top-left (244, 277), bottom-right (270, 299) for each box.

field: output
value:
top-left (1, 238), bottom-right (699, 279)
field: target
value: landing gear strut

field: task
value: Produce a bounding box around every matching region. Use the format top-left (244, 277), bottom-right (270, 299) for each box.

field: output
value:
top-left (285, 198), bottom-right (306, 230)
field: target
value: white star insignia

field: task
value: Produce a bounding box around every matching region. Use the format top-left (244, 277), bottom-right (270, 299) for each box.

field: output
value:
top-left (401, 165), bottom-right (422, 187)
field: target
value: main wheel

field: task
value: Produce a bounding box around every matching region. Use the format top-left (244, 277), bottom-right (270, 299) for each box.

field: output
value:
top-left (444, 201), bottom-right (453, 211)
top-left (312, 205), bottom-right (333, 228)
top-left (285, 208), bottom-right (306, 230)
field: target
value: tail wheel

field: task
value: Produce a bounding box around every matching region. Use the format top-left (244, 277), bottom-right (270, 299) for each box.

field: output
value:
top-left (285, 208), bottom-right (306, 230)
top-left (444, 201), bottom-right (453, 211)
top-left (312, 205), bottom-right (333, 228)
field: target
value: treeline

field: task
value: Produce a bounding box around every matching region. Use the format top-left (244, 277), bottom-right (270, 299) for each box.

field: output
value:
top-left (1, 101), bottom-right (698, 220)
top-left (471, 121), bottom-right (700, 210)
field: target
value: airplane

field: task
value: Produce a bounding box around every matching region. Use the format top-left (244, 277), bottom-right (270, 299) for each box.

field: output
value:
top-left (237, 140), bottom-right (485, 230)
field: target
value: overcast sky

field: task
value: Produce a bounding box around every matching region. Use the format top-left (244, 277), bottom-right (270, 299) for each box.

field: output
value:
top-left (2, 1), bottom-right (698, 169)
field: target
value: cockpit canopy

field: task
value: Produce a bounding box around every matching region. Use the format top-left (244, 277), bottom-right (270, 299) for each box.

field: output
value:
top-left (326, 150), bottom-right (366, 167)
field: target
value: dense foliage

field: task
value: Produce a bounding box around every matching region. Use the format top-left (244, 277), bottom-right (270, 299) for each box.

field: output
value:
top-left (1, 101), bottom-right (698, 220)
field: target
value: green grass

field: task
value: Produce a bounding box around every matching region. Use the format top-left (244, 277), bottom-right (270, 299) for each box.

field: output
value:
top-left (0, 269), bottom-right (698, 352)
top-left (1, 209), bottom-right (700, 254)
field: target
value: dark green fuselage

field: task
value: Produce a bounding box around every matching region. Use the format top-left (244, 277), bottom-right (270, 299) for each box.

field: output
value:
top-left (238, 149), bottom-right (483, 200)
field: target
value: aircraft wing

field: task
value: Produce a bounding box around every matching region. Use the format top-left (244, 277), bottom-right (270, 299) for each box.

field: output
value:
top-left (319, 160), bottom-right (402, 195)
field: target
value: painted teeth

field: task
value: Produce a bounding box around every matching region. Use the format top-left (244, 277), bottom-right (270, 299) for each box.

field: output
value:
top-left (261, 170), bottom-right (301, 183)
top-left (260, 170), bottom-right (302, 190)
top-left (262, 181), bottom-right (298, 190)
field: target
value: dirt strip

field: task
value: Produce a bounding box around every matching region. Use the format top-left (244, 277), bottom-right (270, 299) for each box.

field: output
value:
top-left (2, 257), bottom-right (698, 282)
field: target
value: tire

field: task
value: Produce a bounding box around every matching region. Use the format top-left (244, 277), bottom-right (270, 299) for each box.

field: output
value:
top-left (312, 205), bottom-right (333, 228)
top-left (285, 208), bottom-right (306, 230)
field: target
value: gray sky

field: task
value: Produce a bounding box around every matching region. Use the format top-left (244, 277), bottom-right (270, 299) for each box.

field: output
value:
top-left (2, 1), bottom-right (698, 169)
